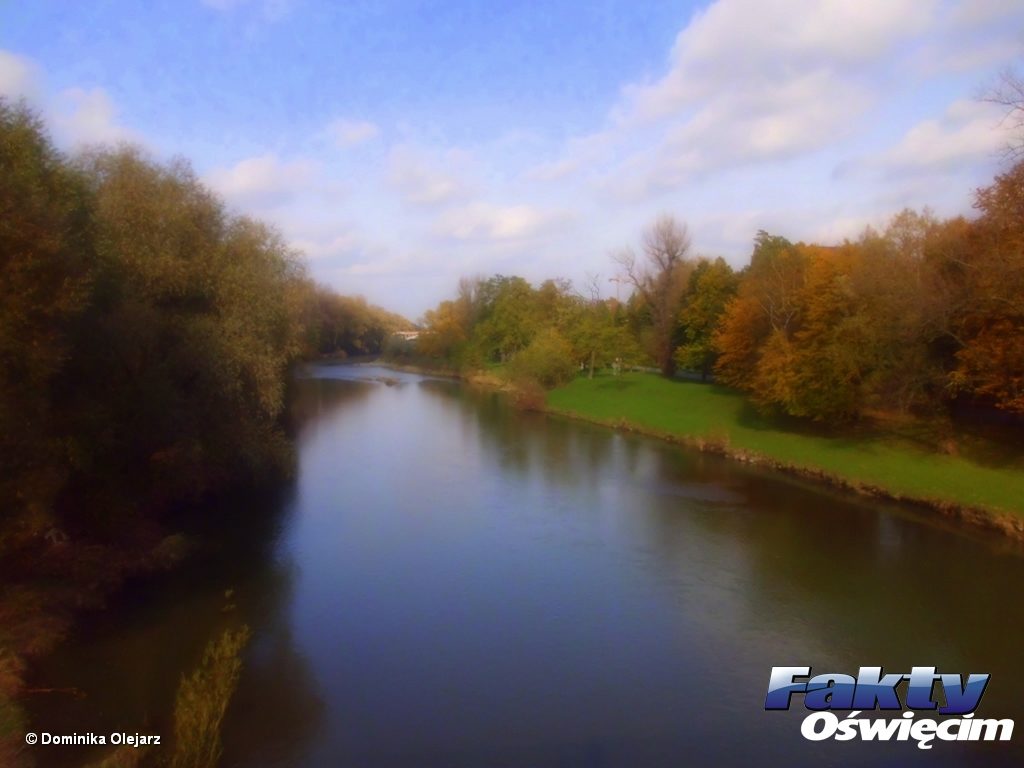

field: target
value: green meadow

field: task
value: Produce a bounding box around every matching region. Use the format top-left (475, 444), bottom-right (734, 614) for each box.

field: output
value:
top-left (547, 373), bottom-right (1024, 517)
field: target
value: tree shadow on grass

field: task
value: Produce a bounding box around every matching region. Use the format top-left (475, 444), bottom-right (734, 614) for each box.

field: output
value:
top-left (729, 389), bottom-right (1024, 470)
top-left (728, 392), bottom-right (893, 455)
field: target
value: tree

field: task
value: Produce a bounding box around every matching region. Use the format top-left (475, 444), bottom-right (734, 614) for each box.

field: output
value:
top-left (850, 212), bottom-right (949, 413)
top-left (419, 298), bottom-right (472, 362)
top-left (984, 65), bottom-right (1024, 160)
top-left (746, 231), bottom-right (806, 335)
top-left (472, 275), bottom-right (539, 362)
top-left (714, 232), bottom-right (807, 389)
top-left (565, 297), bottom-right (638, 378)
top-left (784, 253), bottom-right (873, 420)
top-left (0, 100), bottom-right (96, 530)
top-left (0, 104), bottom-right (328, 538)
top-left (675, 257), bottom-right (738, 379)
top-left (508, 327), bottom-right (577, 388)
top-left (947, 160), bottom-right (1024, 412)
top-left (613, 215), bottom-right (693, 376)
top-left (66, 146), bottom-right (312, 507)
top-left (311, 288), bottom-right (410, 358)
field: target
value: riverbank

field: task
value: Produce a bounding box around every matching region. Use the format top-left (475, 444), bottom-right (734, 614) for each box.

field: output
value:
top-left (0, 525), bottom-right (185, 767)
top-left (0, 485), bottom-right (275, 767)
top-left (547, 372), bottom-right (1024, 540)
top-left (373, 360), bottom-right (514, 390)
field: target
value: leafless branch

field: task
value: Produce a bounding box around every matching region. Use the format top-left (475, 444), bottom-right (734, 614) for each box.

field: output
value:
top-left (982, 65), bottom-right (1024, 160)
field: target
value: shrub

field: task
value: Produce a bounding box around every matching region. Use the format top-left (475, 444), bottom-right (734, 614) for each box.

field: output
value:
top-left (508, 328), bottom-right (577, 389)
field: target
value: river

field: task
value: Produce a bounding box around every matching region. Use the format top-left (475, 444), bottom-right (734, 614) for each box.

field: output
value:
top-left (24, 364), bottom-right (1024, 767)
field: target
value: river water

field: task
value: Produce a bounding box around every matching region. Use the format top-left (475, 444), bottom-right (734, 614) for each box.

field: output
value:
top-left (25, 365), bottom-right (1024, 767)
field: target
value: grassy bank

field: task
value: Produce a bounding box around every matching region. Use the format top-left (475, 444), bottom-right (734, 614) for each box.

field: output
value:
top-left (547, 373), bottom-right (1024, 532)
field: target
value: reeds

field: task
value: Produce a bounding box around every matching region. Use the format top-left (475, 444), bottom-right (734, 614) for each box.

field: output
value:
top-left (168, 625), bottom-right (250, 768)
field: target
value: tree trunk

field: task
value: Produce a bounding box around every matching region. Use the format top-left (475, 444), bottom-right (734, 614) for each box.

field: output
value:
top-left (588, 349), bottom-right (595, 379)
top-left (659, 347), bottom-right (676, 377)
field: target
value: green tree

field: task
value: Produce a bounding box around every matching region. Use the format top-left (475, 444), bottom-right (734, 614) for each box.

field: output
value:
top-left (508, 327), bottom-right (577, 388)
top-left (66, 146), bottom-right (310, 510)
top-left (565, 297), bottom-right (638, 378)
top-left (675, 257), bottom-right (738, 380)
top-left (471, 275), bottom-right (539, 362)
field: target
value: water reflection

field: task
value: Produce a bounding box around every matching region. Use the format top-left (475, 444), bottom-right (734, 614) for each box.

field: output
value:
top-left (24, 466), bottom-right (325, 768)
top-left (26, 365), bottom-right (1024, 768)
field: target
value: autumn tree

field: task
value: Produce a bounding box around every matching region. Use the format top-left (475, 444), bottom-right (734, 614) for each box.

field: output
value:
top-left (947, 160), bottom-right (1024, 412)
top-left (714, 232), bottom-right (807, 389)
top-left (418, 298), bottom-right (472, 362)
top-left (0, 102), bottom-right (340, 542)
top-left (0, 100), bottom-right (96, 531)
top-left (65, 147), bottom-right (313, 504)
top-left (850, 211), bottom-right (951, 412)
top-left (613, 215), bottom-right (693, 376)
top-left (312, 288), bottom-right (410, 358)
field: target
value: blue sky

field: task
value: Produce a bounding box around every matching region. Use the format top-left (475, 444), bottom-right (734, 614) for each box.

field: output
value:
top-left (2, 0), bottom-right (1022, 318)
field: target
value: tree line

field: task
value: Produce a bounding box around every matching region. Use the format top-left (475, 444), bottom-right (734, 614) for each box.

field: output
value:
top-left (406, 161), bottom-right (1024, 425)
top-left (0, 100), bottom-right (406, 550)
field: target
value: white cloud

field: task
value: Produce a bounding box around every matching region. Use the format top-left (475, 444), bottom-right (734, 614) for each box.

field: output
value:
top-left (879, 99), bottom-right (1012, 174)
top-left (0, 50), bottom-right (40, 102)
top-left (1, 50), bottom-right (140, 149)
top-left (290, 231), bottom-right (361, 262)
top-left (615, 0), bottom-right (935, 127)
top-left (433, 202), bottom-right (570, 242)
top-left (605, 71), bottom-right (871, 201)
top-left (327, 118), bottom-right (379, 147)
top-left (52, 87), bottom-right (138, 147)
top-left (909, 1), bottom-right (1024, 75)
top-left (530, 0), bottom-right (947, 203)
top-left (387, 144), bottom-right (471, 205)
top-left (205, 153), bottom-right (317, 208)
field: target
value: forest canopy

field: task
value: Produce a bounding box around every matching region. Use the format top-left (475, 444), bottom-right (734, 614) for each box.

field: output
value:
top-left (0, 100), bottom-right (408, 547)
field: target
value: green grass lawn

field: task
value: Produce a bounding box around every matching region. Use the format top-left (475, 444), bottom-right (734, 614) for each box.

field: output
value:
top-left (547, 372), bottom-right (1024, 517)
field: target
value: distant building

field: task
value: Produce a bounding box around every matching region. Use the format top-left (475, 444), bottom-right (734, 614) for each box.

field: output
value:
top-left (392, 330), bottom-right (420, 341)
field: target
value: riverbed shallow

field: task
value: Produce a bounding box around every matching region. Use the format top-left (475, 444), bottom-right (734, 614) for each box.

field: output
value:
top-left (24, 364), bottom-right (1024, 767)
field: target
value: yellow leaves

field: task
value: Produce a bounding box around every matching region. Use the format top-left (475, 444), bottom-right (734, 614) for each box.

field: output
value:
top-left (714, 294), bottom-right (768, 388)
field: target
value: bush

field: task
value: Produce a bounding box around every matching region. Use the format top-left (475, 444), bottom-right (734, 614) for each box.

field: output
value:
top-left (508, 328), bottom-right (577, 389)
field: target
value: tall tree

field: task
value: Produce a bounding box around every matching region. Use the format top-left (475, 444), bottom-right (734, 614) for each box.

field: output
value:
top-left (675, 257), bottom-right (739, 380)
top-left (714, 232), bottom-right (807, 389)
top-left (613, 215), bottom-right (693, 376)
top-left (0, 101), bottom-right (96, 530)
top-left (948, 160), bottom-right (1024, 412)
top-left (472, 275), bottom-right (539, 362)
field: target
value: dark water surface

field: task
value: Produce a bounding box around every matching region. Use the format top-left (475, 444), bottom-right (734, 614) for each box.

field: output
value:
top-left (25, 365), bottom-right (1024, 767)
